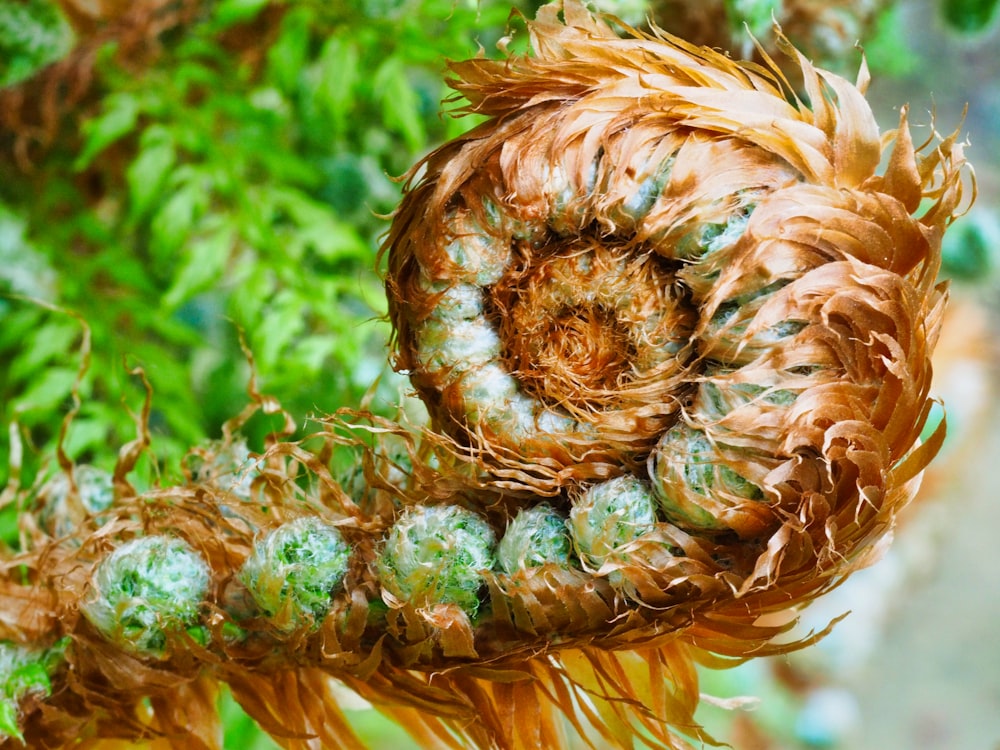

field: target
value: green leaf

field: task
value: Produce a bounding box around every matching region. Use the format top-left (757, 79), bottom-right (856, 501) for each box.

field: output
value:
top-left (0, 0), bottom-right (75, 88)
top-left (7, 662), bottom-right (50, 700)
top-left (251, 291), bottom-right (307, 371)
top-left (62, 415), bottom-right (116, 459)
top-left (292, 334), bottom-right (338, 374)
top-left (74, 93), bottom-right (140, 171)
top-left (862, 5), bottom-right (917, 78)
top-left (213, 0), bottom-right (271, 28)
top-left (219, 685), bottom-right (281, 749)
top-left (272, 188), bottom-right (370, 262)
top-left (300, 220), bottom-right (370, 263)
top-left (315, 36), bottom-right (359, 141)
top-left (943, 0), bottom-right (999, 31)
top-left (150, 178), bottom-right (208, 261)
top-left (127, 125), bottom-right (177, 222)
top-left (12, 366), bottom-right (78, 414)
top-left (230, 264), bottom-right (276, 323)
top-left (250, 136), bottom-right (319, 187)
top-left (173, 58), bottom-right (224, 96)
top-left (267, 6), bottom-right (312, 93)
top-left (723, 0), bottom-right (782, 39)
top-left (374, 56), bottom-right (426, 153)
top-left (92, 250), bottom-right (160, 295)
top-left (7, 319), bottom-right (79, 383)
top-left (162, 226), bottom-right (234, 310)
top-left (0, 504), bottom-right (18, 549)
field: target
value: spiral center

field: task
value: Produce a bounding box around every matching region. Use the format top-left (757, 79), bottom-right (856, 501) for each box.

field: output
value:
top-left (525, 305), bottom-right (634, 395)
top-left (492, 239), bottom-right (694, 415)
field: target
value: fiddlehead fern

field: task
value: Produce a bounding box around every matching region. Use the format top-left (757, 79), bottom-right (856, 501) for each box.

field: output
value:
top-left (0, 3), bottom-right (969, 748)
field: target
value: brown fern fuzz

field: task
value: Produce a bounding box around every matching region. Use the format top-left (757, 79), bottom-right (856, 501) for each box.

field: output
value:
top-left (385, 0), bottom-right (964, 527)
top-left (378, 1), bottom-right (967, 744)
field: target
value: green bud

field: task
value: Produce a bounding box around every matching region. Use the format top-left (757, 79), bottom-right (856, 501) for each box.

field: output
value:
top-left (569, 475), bottom-right (659, 570)
top-left (673, 197), bottom-right (756, 260)
top-left (650, 423), bottom-right (763, 532)
top-left (696, 377), bottom-right (797, 420)
top-left (376, 505), bottom-right (496, 616)
top-left (82, 536), bottom-right (209, 657)
top-left (238, 517), bottom-right (351, 631)
top-left (442, 210), bottom-right (512, 286)
top-left (419, 280), bottom-right (485, 322)
top-left (188, 438), bottom-right (259, 501)
top-left (497, 504), bottom-right (573, 574)
top-left (415, 317), bottom-right (502, 374)
top-left (37, 465), bottom-right (115, 537)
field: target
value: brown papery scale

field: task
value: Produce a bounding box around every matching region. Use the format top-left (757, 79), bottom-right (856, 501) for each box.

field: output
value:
top-left (0, 2), bottom-right (969, 748)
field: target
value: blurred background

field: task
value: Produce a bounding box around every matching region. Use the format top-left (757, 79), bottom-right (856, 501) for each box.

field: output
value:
top-left (0, 0), bottom-right (997, 747)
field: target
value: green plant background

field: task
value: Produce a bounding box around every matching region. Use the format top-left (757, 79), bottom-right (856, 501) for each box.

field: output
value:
top-left (1, 0), bottom-right (998, 747)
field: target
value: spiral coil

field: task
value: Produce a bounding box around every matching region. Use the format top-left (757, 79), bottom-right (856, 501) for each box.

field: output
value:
top-left (385, 1), bottom-right (962, 540)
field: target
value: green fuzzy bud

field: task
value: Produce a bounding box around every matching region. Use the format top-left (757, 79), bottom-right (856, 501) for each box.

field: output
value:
top-left (696, 377), bottom-right (797, 420)
top-left (442, 210), bottom-right (512, 286)
top-left (613, 156), bottom-right (674, 225)
top-left (497, 504), bottom-right (573, 574)
top-left (416, 317), bottom-right (502, 374)
top-left (37, 465), bottom-right (115, 537)
top-left (418, 279), bottom-right (486, 323)
top-left (377, 504), bottom-right (496, 616)
top-left (82, 536), bottom-right (209, 657)
top-left (188, 438), bottom-right (259, 501)
top-left (569, 475), bottom-right (659, 570)
top-left (238, 517), bottom-right (351, 631)
top-left (650, 423), bottom-right (764, 532)
top-left (697, 278), bottom-right (813, 367)
top-left (673, 197), bottom-right (756, 260)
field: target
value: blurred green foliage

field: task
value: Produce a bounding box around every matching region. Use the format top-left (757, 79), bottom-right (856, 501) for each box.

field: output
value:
top-left (942, 0), bottom-right (999, 31)
top-left (940, 208), bottom-right (1000, 283)
top-left (0, 0), bottom-right (74, 87)
top-left (0, 0), bottom-right (524, 493)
